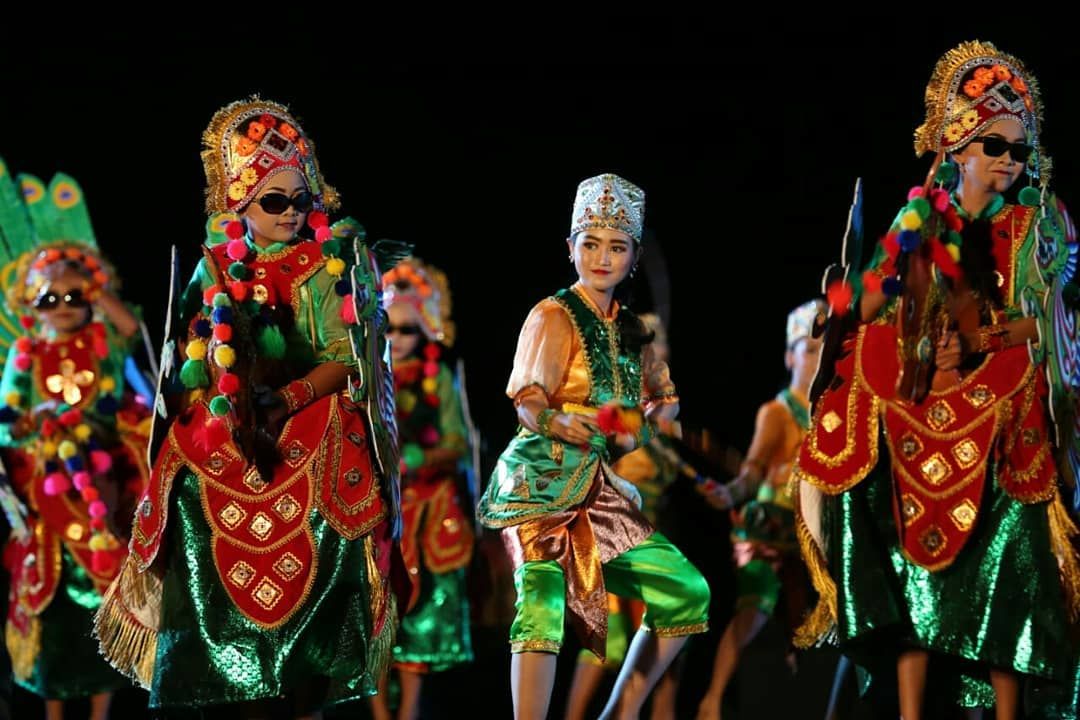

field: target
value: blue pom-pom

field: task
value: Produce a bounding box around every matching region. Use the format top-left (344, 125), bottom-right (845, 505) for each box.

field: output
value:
top-left (86, 438), bottom-right (100, 451)
top-left (334, 279), bottom-right (352, 297)
top-left (898, 230), bottom-right (921, 253)
top-left (194, 319), bottom-right (212, 338)
top-left (65, 456), bottom-right (84, 472)
top-left (0, 406), bottom-right (18, 423)
top-left (96, 396), bottom-right (119, 415)
top-left (44, 461), bottom-right (59, 474)
top-left (882, 276), bottom-right (902, 297)
top-left (211, 307), bottom-right (233, 325)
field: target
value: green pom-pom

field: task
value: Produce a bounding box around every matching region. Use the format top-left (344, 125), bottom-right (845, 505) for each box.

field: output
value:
top-left (320, 239), bottom-right (342, 258)
top-left (212, 293), bottom-right (230, 307)
top-left (948, 230), bottom-right (963, 247)
top-left (935, 161), bottom-right (958, 184)
top-left (402, 442), bottom-right (425, 471)
top-left (256, 324), bottom-right (287, 359)
top-left (1018, 186), bottom-right (1041, 207)
top-left (209, 395), bottom-right (232, 417)
top-left (243, 300), bottom-right (261, 315)
top-left (180, 358), bottom-right (209, 389)
top-left (227, 262), bottom-right (250, 280)
top-left (907, 197), bottom-right (931, 221)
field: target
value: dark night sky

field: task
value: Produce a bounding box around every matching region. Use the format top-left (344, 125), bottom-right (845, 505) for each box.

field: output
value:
top-left (3, 20), bottom-right (1079, 473)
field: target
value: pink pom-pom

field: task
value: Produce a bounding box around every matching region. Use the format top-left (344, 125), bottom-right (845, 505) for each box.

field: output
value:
top-left (907, 186), bottom-right (925, 201)
top-left (226, 238), bottom-right (249, 261)
top-left (315, 226), bottom-right (333, 243)
top-left (930, 188), bottom-right (951, 213)
top-left (225, 220), bottom-right (245, 241)
top-left (420, 425), bottom-right (440, 446)
top-left (217, 373), bottom-right (241, 395)
top-left (213, 324), bottom-right (233, 342)
top-left (72, 471), bottom-right (93, 491)
top-left (13, 354), bottom-right (31, 372)
top-left (307, 210), bottom-right (329, 229)
top-left (423, 361), bottom-right (439, 378)
top-left (340, 295), bottom-right (357, 324)
top-left (80, 486), bottom-right (100, 502)
top-left (91, 551), bottom-right (114, 575)
top-left (88, 500), bottom-right (108, 519)
top-left (43, 473), bottom-right (71, 496)
top-left (90, 450), bottom-right (113, 474)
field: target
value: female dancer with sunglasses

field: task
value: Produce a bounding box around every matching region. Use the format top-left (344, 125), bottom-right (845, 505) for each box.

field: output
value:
top-left (795, 41), bottom-right (1080, 718)
top-left (95, 98), bottom-right (406, 718)
top-left (0, 158), bottom-right (149, 720)
top-left (477, 173), bottom-right (711, 720)
top-left (369, 258), bottom-right (475, 720)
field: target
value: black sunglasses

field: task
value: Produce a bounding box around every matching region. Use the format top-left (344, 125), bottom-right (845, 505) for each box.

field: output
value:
top-left (256, 191), bottom-right (314, 215)
top-left (386, 323), bottom-right (421, 336)
top-left (35, 288), bottom-right (90, 311)
top-left (971, 136), bottom-right (1033, 163)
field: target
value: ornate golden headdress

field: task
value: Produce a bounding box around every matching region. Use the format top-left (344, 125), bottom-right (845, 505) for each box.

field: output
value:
top-left (201, 97), bottom-right (340, 214)
top-left (381, 257), bottom-right (455, 346)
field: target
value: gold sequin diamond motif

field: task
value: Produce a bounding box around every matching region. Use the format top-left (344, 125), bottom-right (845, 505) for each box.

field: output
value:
top-left (219, 502), bottom-right (247, 530)
top-left (1022, 427), bottom-right (1041, 447)
top-left (206, 452), bottom-right (229, 476)
top-left (919, 525), bottom-right (947, 557)
top-left (273, 494), bottom-right (301, 522)
top-left (926, 400), bottom-right (956, 431)
top-left (900, 493), bottom-right (925, 524)
top-left (899, 432), bottom-right (924, 460)
top-left (919, 452), bottom-right (953, 486)
top-left (273, 552), bottom-right (303, 581)
top-left (249, 512), bottom-right (274, 541)
top-left (949, 499), bottom-right (978, 532)
top-left (951, 439), bottom-right (980, 469)
top-left (964, 385), bottom-right (995, 409)
top-left (243, 468), bottom-right (268, 493)
top-left (284, 440), bottom-right (308, 468)
top-left (228, 561), bottom-right (256, 588)
top-left (821, 410), bottom-right (842, 434)
top-left (252, 577), bottom-right (284, 610)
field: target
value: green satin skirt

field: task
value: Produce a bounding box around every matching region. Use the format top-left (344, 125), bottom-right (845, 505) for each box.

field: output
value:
top-left (393, 566), bottom-right (473, 671)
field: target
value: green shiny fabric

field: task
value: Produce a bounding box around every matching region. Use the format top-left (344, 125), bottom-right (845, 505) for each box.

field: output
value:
top-left (149, 469), bottom-right (377, 709)
top-left (509, 532), bottom-right (710, 652)
top-left (393, 567), bottom-right (472, 670)
top-left (17, 550), bottom-right (128, 699)
top-left (832, 454), bottom-right (1073, 709)
top-left (734, 559), bottom-right (781, 615)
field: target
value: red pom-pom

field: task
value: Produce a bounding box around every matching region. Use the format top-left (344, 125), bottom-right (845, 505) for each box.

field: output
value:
top-left (40, 418), bottom-right (58, 438)
top-left (424, 394), bottom-right (440, 407)
top-left (225, 220), bottom-right (245, 241)
top-left (596, 404), bottom-right (622, 435)
top-left (14, 337), bottom-right (32, 353)
top-left (882, 232), bottom-right (900, 261)
top-left (907, 186), bottom-right (925, 201)
top-left (91, 551), bottom-right (115, 575)
top-left (226, 238), bottom-right (249, 261)
top-left (13, 354), bottom-right (31, 372)
top-left (929, 238), bottom-right (962, 280)
top-left (862, 270), bottom-right (883, 294)
top-left (929, 188), bottom-right (951, 213)
top-left (340, 295), bottom-right (357, 325)
top-left (19, 316), bottom-right (35, 330)
top-left (213, 324), bottom-right (233, 342)
top-left (315, 226), bottom-right (333, 243)
top-left (826, 280), bottom-right (854, 316)
top-left (307, 210), bottom-right (329, 229)
top-left (59, 408), bottom-right (83, 427)
top-left (72, 471), bottom-right (93, 490)
top-left (43, 473), bottom-right (71, 496)
top-left (217, 373), bottom-right (241, 395)
top-left (420, 425), bottom-right (440, 446)
top-left (194, 418), bottom-right (232, 453)
top-left (423, 361), bottom-right (439, 378)
top-left (202, 285), bottom-right (222, 306)
top-left (422, 343), bottom-right (441, 361)
top-left (90, 450), bottom-right (113, 474)
top-left (229, 281), bottom-right (249, 302)
top-left (90, 518), bottom-right (106, 532)
top-left (944, 207), bottom-right (964, 233)
top-left (80, 486), bottom-right (100, 502)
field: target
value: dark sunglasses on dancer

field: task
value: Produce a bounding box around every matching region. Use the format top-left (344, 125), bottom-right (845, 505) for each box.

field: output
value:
top-left (386, 323), bottom-right (422, 336)
top-left (35, 287), bottom-right (90, 310)
top-left (255, 191), bottom-right (314, 215)
top-left (971, 136), bottom-right (1034, 163)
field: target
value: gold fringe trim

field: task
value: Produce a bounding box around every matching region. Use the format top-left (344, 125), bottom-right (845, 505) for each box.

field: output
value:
top-left (793, 482), bottom-right (838, 649)
top-left (93, 556), bottom-right (161, 688)
top-left (5, 617), bottom-right (40, 681)
top-left (510, 639), bottom-right (561, 654)
top-left (367, 591), bottom-right (397, 685)
top-left (651, 621), bottom-right (709, 638)
top-left (1049, 491), bottom-right (1080, 624)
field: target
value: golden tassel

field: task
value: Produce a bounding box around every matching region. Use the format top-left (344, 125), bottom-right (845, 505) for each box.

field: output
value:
top-left (5, 617), bottom-right (40, 681)
top-left (93, 557), bottom-right (161, 688)
top-left (366, 591), bottom-right (398, 685)
top-left (1048, 491), bottom-right (1080, 624)
top-left (793, 480), bottom-right (838, 648)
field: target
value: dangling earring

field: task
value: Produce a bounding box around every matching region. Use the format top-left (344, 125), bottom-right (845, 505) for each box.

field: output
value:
top-left (630, 264), bottom-right (638, 278)
top-left (568, 255), bottom-right (573, 263)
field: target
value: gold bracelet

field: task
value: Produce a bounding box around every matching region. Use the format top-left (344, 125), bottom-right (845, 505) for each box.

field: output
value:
top-left (279, 379), bottom-right (316, 414)
top-left (536, 409), bottom-right (557, 438)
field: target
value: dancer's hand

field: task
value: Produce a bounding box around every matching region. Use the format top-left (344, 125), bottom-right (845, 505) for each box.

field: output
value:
top-left (551, 412), bottom-right (599, 445)
top-left (704, 482), bottom-right (734, 511)
top-left (936, 331), bottom-right (962, 370)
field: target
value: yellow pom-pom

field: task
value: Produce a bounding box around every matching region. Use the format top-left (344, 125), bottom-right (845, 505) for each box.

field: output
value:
top-left (58, 440), bottom-right (78, 460)
top-left (88, 534), bottom-right (109, 552)
top-left (4, 391), bottom-right (21, 407)
top-left (74, 424), bottom-right (92, 442)
top-left (946, 244), bottom-right (961, 262)
top-left (899, 210), bottom-right (922, 231)
top-left (214, 344), bottom-right (236, 369)
top-left (99, 377), bottom-right (116, 393)
top-left (42, 441), bottom-right (57, 459)
top-left (326, 258), bottom-right (346, 277)
top-left (186, 339), bottom-right (208, 361)
top-left (421, 377), bottom-right (438, 394)
top-left (189, 389), bottom-right (205, 403)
